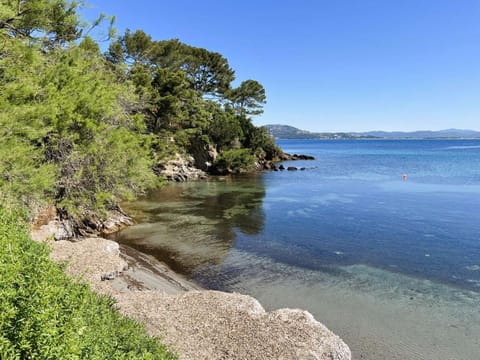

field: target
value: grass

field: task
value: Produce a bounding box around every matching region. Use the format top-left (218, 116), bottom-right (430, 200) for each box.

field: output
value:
top-left (0, 207), bottom-right (177, 360)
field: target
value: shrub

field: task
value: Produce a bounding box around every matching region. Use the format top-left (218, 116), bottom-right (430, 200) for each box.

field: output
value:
top-left (0, 207), bottom-right (176, 360)
top-left (213, 149), bottom-right (256, 174)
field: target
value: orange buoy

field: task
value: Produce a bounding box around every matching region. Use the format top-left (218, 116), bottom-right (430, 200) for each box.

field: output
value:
top-left (402, 173), bottom-right (408, 180)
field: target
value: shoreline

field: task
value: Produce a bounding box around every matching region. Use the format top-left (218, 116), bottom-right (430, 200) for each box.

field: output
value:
top-left (113, 243), bottom-right (201, 293)
top-left (31, 217), bottom-right (351, 360)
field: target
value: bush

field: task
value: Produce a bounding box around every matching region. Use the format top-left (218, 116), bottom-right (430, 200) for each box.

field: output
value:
top-left (213, 149), bottom-right (256, 174)
top-left (0, 207), bottom-right (176, 360)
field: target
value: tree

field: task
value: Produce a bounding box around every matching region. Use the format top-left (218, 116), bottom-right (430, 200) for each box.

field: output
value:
top-left (226, 80), bottom-right (266, 116)
top-left (180, 46), bottom-right (235, 97)
top-left (0, 0), bottom-right (81, 45)
top-left (206, 104), bottom-right (243, 151)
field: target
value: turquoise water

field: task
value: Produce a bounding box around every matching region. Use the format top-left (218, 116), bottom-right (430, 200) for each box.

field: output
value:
top-left (113, 140), bottom-right (480, 359)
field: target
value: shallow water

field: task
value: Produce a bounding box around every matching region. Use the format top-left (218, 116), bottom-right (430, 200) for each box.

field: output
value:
top-left (113, 140), bottom-right (480, 359)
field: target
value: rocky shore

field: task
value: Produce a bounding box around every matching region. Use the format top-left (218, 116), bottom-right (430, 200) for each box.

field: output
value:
top-left (31, 209), bottom-right (351, 360)
top-left (153, 151), bottom-right (315, 181)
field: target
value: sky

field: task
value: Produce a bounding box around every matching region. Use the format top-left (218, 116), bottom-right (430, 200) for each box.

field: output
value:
top-left (81, 1), bottom-right (480, 132)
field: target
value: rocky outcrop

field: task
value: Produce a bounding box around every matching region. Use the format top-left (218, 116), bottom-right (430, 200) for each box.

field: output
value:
top-left (189, 138), bottom-right (218, 171)
top-left (31, 208), bottom-right (76, 241)
top-left (256, 152), bottom-right (315, 172)
top-left (155, 154), bottom-right (208, 182)
top-left (281, 153), bottom-right (315, 161)
top-left (31, 206), bottom-right (135, 240)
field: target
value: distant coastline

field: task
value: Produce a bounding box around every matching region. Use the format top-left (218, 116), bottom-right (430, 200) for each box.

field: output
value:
top-left (266, 124), bottom-right (480, 140)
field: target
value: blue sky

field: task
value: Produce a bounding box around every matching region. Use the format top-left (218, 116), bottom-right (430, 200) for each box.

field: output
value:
top-left (82, 1), bottom-right (480, 132)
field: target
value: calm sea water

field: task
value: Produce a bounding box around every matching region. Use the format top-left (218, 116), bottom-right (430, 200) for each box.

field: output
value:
top-left (113, 140), bottom-right (480, 360)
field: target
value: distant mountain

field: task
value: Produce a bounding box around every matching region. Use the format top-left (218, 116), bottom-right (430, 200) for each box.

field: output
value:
top-left (265, 124), bottom-right (375, 139)
top-left (360, 129), bottom-right (480, 139)
top-left (265, 125), bottom-right (480, 139)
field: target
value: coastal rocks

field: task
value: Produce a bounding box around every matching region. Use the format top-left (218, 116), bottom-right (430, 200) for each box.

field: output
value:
top-left (31, 217), bottom-right (76, 241)
top-left (100, 208), bottom-right (135, 235)
top-left (256, 159), bottom-right (277, 171)
top-left (116, 290), bottom-right (351, 360)
top-left (281, 153), bottom-right (315, 161)
top-left (155, 154), bottom-right (208, 182)
top-left (259, 152), bottom-right (315, 172)
top-left (189, 138), bottom-right (218, 171)
top-left (31, 206), bottom-right (135, 240)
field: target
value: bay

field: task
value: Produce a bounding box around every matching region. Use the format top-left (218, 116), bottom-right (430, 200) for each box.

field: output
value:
top-left (112, 139), bottom-right (480, 360)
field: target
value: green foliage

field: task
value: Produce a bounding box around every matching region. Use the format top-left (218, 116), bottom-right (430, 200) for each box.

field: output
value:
top-left (0, 27), bottom-right (156, 218)
top-left (213, 149), bottom-right (256, 174)
top-left (0, 0), bottom-right (81, 45)
top-left (0, 207), bottom-right (177, 359)
top-left (1, 0), bottom-right (278, 222)
top-left (226, 80), bottom-right (266, 116)
top-left (0, 38), bottom-right (58, 209)
top-left (207, 105), bottom-right (243, 151)
top-left (180, 46), bottom-right (235, 96)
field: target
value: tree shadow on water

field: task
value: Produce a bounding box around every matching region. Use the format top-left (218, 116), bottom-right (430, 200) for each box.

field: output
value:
top-left (113, 175), bottom-right (266, 274)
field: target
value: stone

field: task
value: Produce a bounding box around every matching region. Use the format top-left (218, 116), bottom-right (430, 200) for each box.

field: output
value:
top-left (117, 290), bottom-right (351, 360)
top-left (156, 154), bottom-right (208, 182)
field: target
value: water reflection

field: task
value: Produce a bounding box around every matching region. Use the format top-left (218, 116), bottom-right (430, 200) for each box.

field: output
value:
top-left (111, 175), bottom-right (266, 274)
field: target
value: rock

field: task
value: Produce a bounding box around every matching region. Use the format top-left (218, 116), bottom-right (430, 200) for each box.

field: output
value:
top-left (101, 272), bottom-right (118, 281)
top-left (156, 154), bottom-right (208, 182)
top-left (287, 166), bottom-right (298, 171)
top-left (30, 206), bottom-right (78, 241)
top-left (54, 219), bottom-right (76, 240)
top-left (279, 165), bottom-right (285, 170)
top-left (282, 153), bottom-right (315, 161)
top-left (31, 205), bottom-right (57, 227)
top-left (189, 138), bottom-right (218, 171)
top-left (257, 160), bottom-right (278, 171)
top-left (116, 290), bottom-right (351, 360)
top-left (101, 209), bottom-right (135, 235)
top-left (300, 167), bottom-right (306, 171)
top-left (31, 218), bottom-right (76, 241)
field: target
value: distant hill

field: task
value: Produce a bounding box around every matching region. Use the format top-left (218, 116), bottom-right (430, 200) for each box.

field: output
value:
top-left (265, 124), bottom-right (376, 139)
top-left (265, 125), bottom-right (480, 139)
top-left (360, 129), bottom-right (480, 139)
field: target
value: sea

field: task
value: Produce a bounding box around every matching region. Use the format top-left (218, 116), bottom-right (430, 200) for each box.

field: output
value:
top-left (112, 139), bottom-right (480, 360)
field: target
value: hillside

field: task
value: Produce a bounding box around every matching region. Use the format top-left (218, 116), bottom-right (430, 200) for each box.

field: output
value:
top-left (266, 125), bottom-right (480, 139)
top-left (265, 124), bottom-right (375, 139)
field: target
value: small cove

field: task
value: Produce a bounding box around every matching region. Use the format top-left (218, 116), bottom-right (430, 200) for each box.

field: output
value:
top-left (111, 139), bottom-right (480, 360)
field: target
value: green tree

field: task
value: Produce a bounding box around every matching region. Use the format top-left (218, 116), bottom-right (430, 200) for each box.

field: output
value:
top-left (180, 46), bottom-right (235, 97)
top-left (207, 104), bottom-right (243, 151)
top-left (0, 11), bottom-right (156, 219)
top-left (0, 0), bottom-right (81, 45)
top-left (226, 79), bottom-right (266, 116)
